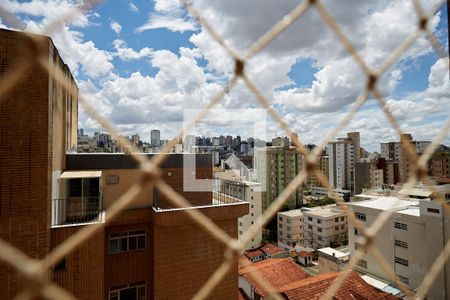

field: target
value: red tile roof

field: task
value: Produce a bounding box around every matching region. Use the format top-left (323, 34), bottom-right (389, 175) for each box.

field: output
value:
top-left (279, 271), bottom-right (398, 300)
top-left (238, 256), bottom-right (252, 269)
top-left (239, 258), bottom-right (310, 297)
top-left (298, 251), bottom-right (312, 257)
top-left (245, 249), bottom-right (264, 258)
top-left (260, 243), bottom-right (285, 255)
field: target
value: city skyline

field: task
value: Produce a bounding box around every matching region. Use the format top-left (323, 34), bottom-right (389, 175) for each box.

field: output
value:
top-left (0, 0), bottom-right (448, 150)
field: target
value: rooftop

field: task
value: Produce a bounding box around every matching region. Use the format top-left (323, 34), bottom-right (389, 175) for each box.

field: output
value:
top-left (348, 197), bottom-right (418, 211)
top-left (303, 205), bottom-right (344, 218)
top-left (279, 271), bottom-right (398, 300)
top-left (279, 209), bottom-right (303, 218)
top-left (239, 258), bottom-right (310, 297)
top-left (317, 247), bottom-right (348, 260)
top-left (260, 243), bottom-right (285, 256)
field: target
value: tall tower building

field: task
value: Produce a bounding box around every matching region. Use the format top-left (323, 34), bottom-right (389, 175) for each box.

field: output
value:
top-left (150, 129), bottom-right (160, 147)
top-left (256, 146), bottom-right (303, 209)
top-left (347, 132), bottom-right (361, 162)
top-left (327, 137), bottom-right (354, 191)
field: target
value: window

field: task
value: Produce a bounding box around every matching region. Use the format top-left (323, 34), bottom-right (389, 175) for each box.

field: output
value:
top-left (335, 217), bottom-right (339, 222)
top-left (335, 226), bottom-right (339, 230)
top-left (357, 259), bottom-right (367, 269)
top-left (308, 217), bottom-right (313, 221)
top-left (427, 208), bottom-right (440, 214)
top-left (318, 228), bottom-right (322, 232)
top-left (397, 275), bottom-right (409, 285)
top-left (109, 281), bottom-right (146, 300)
top-left (354, 228), bottom-right (358, 235)
top-left (287, 219), bottom-right (291, 224)
top-left (287, 234), bottom-right (291, 239)
top-left (308, 225), bottom-right (312, 229)
top-left (394, 222), bottom-right (408, 230)
top-left (279, 224), bottom-right (283, 228)
top-left (340, 217), bottom-right (344, 221)
top-left (279, 216), bottom-right (283, 221)
top-left (317, 219), bottom-right (322, 224)
top-left (355, 212), bottom-right (366, 221)
top-left (109, 230), bottom-right (146, 254)
top-left (340, 225), bottom-right (345, 229)
top-left (317, 236), bottom-right (323, 241)
top-left (395, 256), bottom-right (409, 266)
top-left (395, 240), bottom-right (408, 248)
top-left (287, 226), bottom-right (291, 231)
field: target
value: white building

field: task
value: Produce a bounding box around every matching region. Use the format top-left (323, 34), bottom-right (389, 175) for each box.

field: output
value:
top-left (348, 197), bottom-right (450, 300)
top-left (317, 247), bottom-right (349, 274)
top-left (327, 138), bottom-right (354, 191)
top-left (277, 209), bottom-right (303, 249)
top-left (303, 205), bottom-right (348, 249)
top-left (214, 170), bottom-right (262, 250)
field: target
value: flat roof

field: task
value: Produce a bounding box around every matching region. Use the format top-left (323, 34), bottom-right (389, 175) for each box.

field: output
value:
top-left (399, 188), bottom-right (432, 197)
top-left (348, 197), bottom-right (418, 211)
top-left (396, 206), bottom-right (420, 217)
top-left (303, 205), bottom-right (344, 218)
top-left (279, 209), bottom-right (303, 217)
top-left (318, 247), bottom-right (348, 259)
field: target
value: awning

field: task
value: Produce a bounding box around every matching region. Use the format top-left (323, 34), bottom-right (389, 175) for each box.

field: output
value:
top-left (60, 170), bottom-right (102, 179)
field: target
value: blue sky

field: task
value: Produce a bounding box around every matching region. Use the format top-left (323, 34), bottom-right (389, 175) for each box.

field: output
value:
top-left (1, 0), bottom-right (449, 150)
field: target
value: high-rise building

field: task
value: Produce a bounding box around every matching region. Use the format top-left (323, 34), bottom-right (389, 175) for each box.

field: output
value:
top-left (183, 134), bottom-right (196, 153)
top-left (327, 136), bottom-right (355, 191)
top-left (214, 171), bottom-right (263, 250)
top-left (256, 146), bottom-right (303, 209)
top-left (0, 29), bottom-right (247, 300)
top-left (347, 132), bottom-right (361, 162)
top-left (380, 134), bottom-right (431, 183)
top-left (150, 129), bottom-right (160, 147)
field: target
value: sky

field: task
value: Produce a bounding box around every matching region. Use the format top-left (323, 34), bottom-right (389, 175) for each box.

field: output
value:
top-left (1, 0), bottom-right (449, 151)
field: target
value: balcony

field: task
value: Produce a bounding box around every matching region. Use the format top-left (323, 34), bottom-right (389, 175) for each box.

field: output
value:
top-left (52, 197), bottom-right (103, 226)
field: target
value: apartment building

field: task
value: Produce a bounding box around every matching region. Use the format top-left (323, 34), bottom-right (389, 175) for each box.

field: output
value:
top-left (429, 154), bottom-right (450, 180)
top-left (306, 155), bottom-right (329, 187)
top-left (0, 29), bottom-right (248, 300)
top-left (380, 134), bottom-right (431, 183)
top-left (256, 146), bottom-right (303, 209)
top-left (303, 205), bottom-right (348, 249)
top-left (214, 170), bottom-right (263, 250)
top-left (348, 197), bottom-right (450, 300)
top-left (327, 134), bottom-right (356, 191)
top-left (277, 209), bottom-right (304, 249)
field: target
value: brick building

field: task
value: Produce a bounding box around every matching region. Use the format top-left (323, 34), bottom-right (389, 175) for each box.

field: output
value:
top-left (0, 28), bottom-right (247, 300)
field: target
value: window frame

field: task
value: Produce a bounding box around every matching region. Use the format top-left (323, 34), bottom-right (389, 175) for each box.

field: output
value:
top-left (109, 230), bottom-right (146, 255)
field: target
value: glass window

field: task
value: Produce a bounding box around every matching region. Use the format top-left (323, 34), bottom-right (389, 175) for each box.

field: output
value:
top-left (394, 222), bottom-right (408, 230)
top-left (109, 230), bottom-right (145, 254)
top-left (355, 212), bottom-right (366, 221)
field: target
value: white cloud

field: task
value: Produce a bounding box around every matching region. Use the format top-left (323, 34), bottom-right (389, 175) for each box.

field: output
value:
top-left (113, 39), bottom-right (153, 61)
top-left (136, 14), bottom-right (196, 33)
top-left (136, 0), bottom-right (196, 33)
top-left (129, 3), bottom-right (139, 13)
top-left (110, 20), bottom-right (122, 35)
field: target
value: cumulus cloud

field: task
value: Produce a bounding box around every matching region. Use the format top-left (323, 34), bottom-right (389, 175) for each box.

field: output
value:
top-left (136, 0), bottom-right (196, 33)
top-left (113, 39), bottom-right (153, 61)
top-left (110, 20), bottom-right (122, 34)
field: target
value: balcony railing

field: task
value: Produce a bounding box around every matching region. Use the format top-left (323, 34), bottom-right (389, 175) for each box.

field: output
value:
top-left (212, 191), bottom-right (245, 205)
top-left (52, 197), bottom-right (102, 226)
